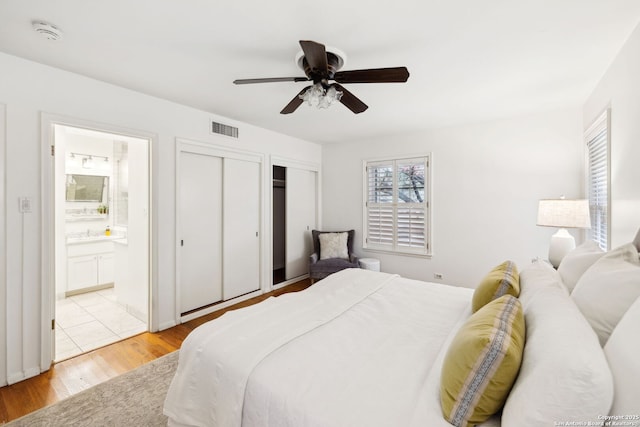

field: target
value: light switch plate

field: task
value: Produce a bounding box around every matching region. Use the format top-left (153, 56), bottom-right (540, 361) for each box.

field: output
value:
top-left (19, 197), bottom-right (32, 213)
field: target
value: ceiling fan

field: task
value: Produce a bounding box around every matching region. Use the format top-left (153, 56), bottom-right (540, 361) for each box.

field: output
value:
top-left (233, 40), bottom-right (410, 114)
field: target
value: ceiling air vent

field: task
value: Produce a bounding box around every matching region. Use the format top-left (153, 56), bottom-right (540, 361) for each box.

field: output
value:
top-left (211, 120), bottom-right (239, 138)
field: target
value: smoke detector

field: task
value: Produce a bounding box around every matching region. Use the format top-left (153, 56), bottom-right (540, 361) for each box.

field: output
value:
top-left (32, 21), bottom-right (62, 41)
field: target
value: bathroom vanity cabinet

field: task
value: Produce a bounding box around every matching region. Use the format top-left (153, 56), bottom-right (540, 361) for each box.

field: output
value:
top-left (66, 239), bottom-right (115, 294)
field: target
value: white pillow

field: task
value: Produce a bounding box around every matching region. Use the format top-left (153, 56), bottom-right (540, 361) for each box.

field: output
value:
top-left (571, 243), bottom-right (640, 346)
top-left (557, 240), bottom-right (605, 293)
top-left (318, 232), bottom-right (349, 260)
top-left (518, 259), bottom-right (567, 308)
top-left (502, 267), bottom-right (614, 426)
top-left (604, 295), bottom-right (640, 415)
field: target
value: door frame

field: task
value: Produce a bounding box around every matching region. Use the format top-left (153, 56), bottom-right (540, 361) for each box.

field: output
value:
top-left (40, 113), bottom-right (158, 370)
top-left (270, 156), bottom-right (321, 291)
top-left (175, 138), bottom-right (265, 324)
top-left (0, 104), bottom-right (6, 386)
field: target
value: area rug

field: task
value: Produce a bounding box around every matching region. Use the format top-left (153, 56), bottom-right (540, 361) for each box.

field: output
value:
top-left (5, 351), bottom-right (178, 427)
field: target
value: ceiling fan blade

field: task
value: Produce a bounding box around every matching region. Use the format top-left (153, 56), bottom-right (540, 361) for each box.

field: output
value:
top-left (280, 86), bottom-right (311, 114)
top-left (334, 84), bottom-right (368, 114)
top-left (299, 40), bottom-right (328, 75)
top-left (234, 77), bottom-right (309, 85)
top-left (333, 67), bottom-right (410, 84)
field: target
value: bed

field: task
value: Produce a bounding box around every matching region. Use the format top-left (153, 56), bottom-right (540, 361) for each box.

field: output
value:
top-left (164, 239), bottom-right (640, 427)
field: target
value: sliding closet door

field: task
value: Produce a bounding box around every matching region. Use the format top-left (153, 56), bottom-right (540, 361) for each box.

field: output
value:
top-left (286, 167), bottom-right (317, 280)
top-left (179, 151), bottom-right (223, 313)
top-left (223, 158), bottom-right (260, 300)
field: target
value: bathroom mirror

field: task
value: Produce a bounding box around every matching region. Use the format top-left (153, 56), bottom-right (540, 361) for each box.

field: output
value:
top-left (66, 174), bottom-right (108, 202)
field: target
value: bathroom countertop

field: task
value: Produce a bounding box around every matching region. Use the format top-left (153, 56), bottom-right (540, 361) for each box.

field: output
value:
top-left (66, 235), bottom-right (126, 245)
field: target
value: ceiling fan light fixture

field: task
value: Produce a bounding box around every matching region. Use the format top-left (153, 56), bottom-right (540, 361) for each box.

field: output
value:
top-left (235, 40), bottom-right (407, 114)
top-left (299, 83), bottom-right (343, 109)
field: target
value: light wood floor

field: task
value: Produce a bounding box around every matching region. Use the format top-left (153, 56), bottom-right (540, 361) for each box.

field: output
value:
top-left (0, 279), bottom-right (311, 423)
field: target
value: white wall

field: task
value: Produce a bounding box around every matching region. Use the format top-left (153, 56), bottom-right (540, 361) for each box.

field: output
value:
top-left (584, 23), bottom-right (640, 248)
top-left (323, 108), bottom-right (583, 287)
top-left (0, 52), bottom-right (321, 385)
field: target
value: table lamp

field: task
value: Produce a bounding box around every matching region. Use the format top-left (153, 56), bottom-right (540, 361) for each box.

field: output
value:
top-left (537, 198), bottom-right (591, 267)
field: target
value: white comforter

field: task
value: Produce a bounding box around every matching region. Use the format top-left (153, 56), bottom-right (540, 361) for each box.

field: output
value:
top-left (164, 268), bottom-right (488, 427)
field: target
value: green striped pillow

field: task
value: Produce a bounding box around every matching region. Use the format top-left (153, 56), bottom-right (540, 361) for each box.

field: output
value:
top-left (472, 261), bottom-right (520, 313)
top-left (441, 294), bottom-right (525, 427)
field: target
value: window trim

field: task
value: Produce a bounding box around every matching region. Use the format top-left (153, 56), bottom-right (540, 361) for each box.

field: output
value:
top-left (362, 153), bottom-right (432, 257)
top-left (584, 108), bottom-right (611, 251)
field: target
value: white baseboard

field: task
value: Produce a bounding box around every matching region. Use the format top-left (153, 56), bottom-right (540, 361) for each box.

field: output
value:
top-left (7, 371), bottom-right (25, 385)
top-left (180, 290), bottom-right (262, 324)
top-left (26, 366), bottom-right (41, 378)
top-left (158, 320), bottom-right (177, 331)
top-left (272, 274), bottom-right (308, 291)
top-left (126, 305), bottom-right (147, 323)
top-left (7, 366), bottom-right (40, 385)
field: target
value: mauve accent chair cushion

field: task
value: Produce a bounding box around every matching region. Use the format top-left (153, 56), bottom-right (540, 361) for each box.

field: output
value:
top-left (311, 258), bottom-right (357, 273)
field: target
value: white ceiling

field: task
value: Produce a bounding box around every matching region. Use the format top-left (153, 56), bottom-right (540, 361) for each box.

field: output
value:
top-left (1, 1), bottom-right (639, 144)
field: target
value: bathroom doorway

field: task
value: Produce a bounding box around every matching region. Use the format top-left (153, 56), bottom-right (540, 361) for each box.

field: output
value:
top-left (50, 123), bottom-right (151, 362)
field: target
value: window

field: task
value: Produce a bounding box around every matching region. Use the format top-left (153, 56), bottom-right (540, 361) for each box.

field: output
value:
top-left (363, 156), bottom-right (431, 255)
top-left (585, 110), bottom-right (610, 250)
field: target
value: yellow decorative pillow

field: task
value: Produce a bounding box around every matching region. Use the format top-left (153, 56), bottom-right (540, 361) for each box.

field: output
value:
top-left (472, 261), bottom-right (520, 313)
top-left (441, 295), bottom-right (525, 427)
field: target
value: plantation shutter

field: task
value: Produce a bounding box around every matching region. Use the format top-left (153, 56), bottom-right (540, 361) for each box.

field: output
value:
top-left (367, 206), bottom-right (394, 246)
top-left (367, 163), bottom-right (394, 247)
top-left (365, 157), bottom-right (430, 254)
top-left (585, 111), bottom-right (609, 250)
top-left (397, 208), bottom-right (425, 248)
top-left (396, 159), bottom-right (426, 249)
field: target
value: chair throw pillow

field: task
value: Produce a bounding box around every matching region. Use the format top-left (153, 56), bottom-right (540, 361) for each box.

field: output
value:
top-left (571, 242), bottom-right (640, 346)
top-left (472, 261), bottom-right (520, 313)
top-left (318, 232), bottom-right (349, 260)
top-left (440, 295), bottom-right (525, 427)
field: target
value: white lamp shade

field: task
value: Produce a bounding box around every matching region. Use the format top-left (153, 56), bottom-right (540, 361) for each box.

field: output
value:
top-left (537, 199), bottom-right (591, 229)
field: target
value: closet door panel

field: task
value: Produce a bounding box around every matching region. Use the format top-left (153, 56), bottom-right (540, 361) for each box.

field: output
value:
top-left (223, 158), bottom-right (261, 300)
top-left (286, 168), bottom-right (316, 280)
top-left (179, 151), bottom-right (223, 313)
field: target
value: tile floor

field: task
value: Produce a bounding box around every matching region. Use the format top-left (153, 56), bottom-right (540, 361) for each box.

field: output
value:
top-left (55, 288), bottom-right (147, 361)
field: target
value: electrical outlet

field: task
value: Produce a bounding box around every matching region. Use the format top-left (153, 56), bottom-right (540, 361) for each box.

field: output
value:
top-left (434, 273), bottom-right (443, 280)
